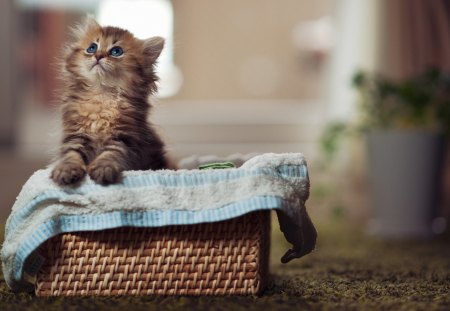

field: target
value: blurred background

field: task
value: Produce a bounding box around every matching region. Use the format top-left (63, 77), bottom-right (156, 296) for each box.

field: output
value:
top-left (0, 0), bottom-right (449, 236)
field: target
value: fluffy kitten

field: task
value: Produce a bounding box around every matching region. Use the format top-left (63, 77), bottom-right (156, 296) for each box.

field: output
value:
top-left (51, 18), bottom-right (169, 186)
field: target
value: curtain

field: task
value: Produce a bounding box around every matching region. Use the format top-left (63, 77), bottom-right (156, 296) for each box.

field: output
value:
top-left (380, 0), bottom-right (450, 79)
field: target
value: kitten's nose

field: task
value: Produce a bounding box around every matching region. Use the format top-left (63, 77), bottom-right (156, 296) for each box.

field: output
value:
top-left (95, 54), bottom-right (105, 61)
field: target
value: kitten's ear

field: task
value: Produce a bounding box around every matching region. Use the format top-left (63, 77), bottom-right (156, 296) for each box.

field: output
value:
top-left (70, 15), bottom-right (101, 40)
top-left (84, 16), bottom-right (101, 31)
top-left (143, 37), bottom-right (165, 63)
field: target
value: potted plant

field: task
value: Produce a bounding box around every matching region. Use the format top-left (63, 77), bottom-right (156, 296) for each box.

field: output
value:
top-left (322, 68), bottom-right (450, 238)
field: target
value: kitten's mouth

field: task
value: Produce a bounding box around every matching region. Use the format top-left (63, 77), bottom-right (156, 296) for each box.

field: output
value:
top-left (90, 62), bottom-right (105, 71)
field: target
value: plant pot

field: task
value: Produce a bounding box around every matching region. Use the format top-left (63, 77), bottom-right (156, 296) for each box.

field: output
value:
top-left (367, 130), bottom-right (444, 238)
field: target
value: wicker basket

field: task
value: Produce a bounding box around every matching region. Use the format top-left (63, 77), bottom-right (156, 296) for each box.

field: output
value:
top-left (35, 211), bottom-right (271, 296)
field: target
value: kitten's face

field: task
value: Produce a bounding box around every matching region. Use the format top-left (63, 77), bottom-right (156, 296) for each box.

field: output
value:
top-left (65, 19), bottom-right (164, 89)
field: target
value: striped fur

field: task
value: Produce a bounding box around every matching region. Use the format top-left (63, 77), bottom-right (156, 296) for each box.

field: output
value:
top-left (51, 19), bottom-right (168, 186)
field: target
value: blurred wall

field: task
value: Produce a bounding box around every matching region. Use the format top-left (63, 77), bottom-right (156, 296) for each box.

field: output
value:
top-left (172, 0), bottom-right (333, 100)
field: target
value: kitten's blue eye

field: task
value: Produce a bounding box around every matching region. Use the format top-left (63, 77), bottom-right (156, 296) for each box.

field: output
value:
top-left (86, 43), bottom-right (97, 53)
top-left (109, 46), bottom-right (123, 57)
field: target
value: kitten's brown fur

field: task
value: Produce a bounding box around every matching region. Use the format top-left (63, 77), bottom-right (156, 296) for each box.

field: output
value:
top-left (51, 18), bottom-right (169, 186)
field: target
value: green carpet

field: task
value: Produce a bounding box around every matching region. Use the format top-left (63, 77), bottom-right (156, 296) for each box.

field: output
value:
top-left (1, 220), bottom-right (449, 311)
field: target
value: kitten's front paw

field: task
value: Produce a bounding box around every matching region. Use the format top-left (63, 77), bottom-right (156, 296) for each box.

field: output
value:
top-left (51, 162), bottom-right (87, 186)
top-left (88, 162), bottom-right (122, 185)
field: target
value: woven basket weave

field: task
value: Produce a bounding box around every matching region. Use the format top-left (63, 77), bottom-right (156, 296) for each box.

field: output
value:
top-left (35, 211), bottom-right (271, 296)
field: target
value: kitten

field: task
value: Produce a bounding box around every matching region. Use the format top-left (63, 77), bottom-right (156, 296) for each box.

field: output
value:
top-left (51, 18), bottom-right (169, 186)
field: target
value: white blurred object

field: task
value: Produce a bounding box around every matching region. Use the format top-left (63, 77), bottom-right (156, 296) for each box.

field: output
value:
top-left (292, 16), bottom-right (334, 56)
top-left (97, 0), bottom-right (182, 97)
top-left (323, 0), bottom-right (380, 122)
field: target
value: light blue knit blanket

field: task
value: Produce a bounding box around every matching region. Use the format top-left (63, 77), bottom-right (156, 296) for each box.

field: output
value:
top-left (1, 153), bottom-right (316, 292)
